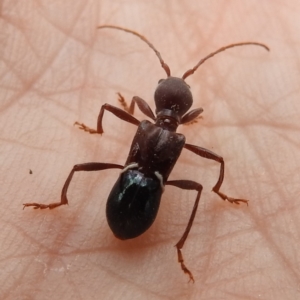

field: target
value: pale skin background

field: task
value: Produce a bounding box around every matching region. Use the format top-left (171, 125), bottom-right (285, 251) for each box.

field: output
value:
top-left (1, 1), bottom-right (300, 299)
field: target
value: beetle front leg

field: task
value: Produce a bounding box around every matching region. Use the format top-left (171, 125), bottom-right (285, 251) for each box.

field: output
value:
top-left (184, 143), bottom-right (248, 205)
top-left (117, 93), bottom-right (156, 120)
top-left (166, 179), bottom-right (203, 283)
top-left (75, 103), bottom-right (140, 134)
top-left (23, 163), bottom-right (123, 209)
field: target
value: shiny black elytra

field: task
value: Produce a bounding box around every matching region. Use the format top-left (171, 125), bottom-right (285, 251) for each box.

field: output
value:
top-left (23, 25), bottom-right (269, 282)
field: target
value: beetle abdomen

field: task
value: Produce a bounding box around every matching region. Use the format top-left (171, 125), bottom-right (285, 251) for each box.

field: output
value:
top-left (106, 169), bottom-right (162, 240)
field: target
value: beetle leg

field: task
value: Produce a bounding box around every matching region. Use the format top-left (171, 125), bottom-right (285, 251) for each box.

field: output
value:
top-left (75, 103), bottom-right (140, 135)
top-left (117, 93), bottom-right (156, 120)
top-left (74, 122), bottom-right (98, 134)
top-left (23, 163), bottom-right (123, 210)
top-left (117, 92), bottom-right (130, 112)
top-left (180, 107), bottom-right (203, 125)
top-left (166, 180), bottom-right (203, 283)
top-left (184, 143), bottom-right (249, 205)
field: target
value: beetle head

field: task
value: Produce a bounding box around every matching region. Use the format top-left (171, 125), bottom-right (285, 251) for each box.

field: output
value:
top-left (154, 77), bottom-right (193, 117)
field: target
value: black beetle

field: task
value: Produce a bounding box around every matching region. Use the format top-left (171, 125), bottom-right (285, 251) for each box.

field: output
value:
top-left (24, 25), bottom-right (269, 282)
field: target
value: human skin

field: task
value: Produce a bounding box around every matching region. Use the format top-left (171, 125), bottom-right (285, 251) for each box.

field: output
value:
top-left (1, 1), bottom-right (300, 299)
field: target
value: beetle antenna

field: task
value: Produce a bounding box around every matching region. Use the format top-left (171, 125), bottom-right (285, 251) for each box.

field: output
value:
top-left (182, 42), bottom-right (270, 80)
top-left (98, 25), bottom-right (171, 77)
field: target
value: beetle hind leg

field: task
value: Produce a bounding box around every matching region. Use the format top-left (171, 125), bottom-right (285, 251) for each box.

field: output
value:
top-left (166, 179), bottom-right (203, 282)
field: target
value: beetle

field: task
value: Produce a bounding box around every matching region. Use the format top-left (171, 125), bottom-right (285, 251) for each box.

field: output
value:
top-left (23, 25), bottom-right (269, 282)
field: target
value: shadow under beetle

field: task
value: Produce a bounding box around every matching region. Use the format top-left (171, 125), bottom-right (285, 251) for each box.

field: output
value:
top-left (24, 25), bottom-right (269, 282)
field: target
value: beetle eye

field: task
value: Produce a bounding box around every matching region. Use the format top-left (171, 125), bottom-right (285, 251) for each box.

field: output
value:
top-left (158, 79), bottom-right (164, 84)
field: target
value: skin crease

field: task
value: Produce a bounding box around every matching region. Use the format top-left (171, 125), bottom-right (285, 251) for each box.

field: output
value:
top-left (1, 0), bottom-right (300, 299)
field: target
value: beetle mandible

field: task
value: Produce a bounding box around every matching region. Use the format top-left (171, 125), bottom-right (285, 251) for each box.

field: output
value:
top-left (24, 25), bottom-right (269, 282)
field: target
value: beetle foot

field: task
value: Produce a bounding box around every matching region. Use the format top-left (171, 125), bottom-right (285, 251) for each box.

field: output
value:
top-left (182, 116), bottom-right (203, 126)
top-left (23, 202), bottom-right (64, 210)
top-left (214, 190), bottom-right (249, 206)
top-left (74, 122), bottom-right (99, 134)
top-left (177, 248), bottom-right (195, 283)
top-left (117, 93), bottom-right (129, 113)
top-left (180, 261), bottom-right (195, 283)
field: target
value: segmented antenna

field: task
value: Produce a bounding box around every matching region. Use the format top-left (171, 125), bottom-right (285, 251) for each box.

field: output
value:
top-left (98, 25), bottom-right (269, 81)
top-left (182, 42), bottom-right (269, 80)
top-left (98, 25), bottom-right (171, 77)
